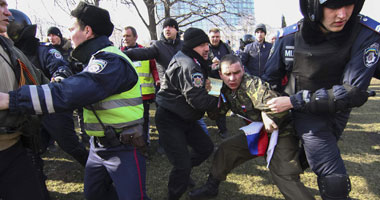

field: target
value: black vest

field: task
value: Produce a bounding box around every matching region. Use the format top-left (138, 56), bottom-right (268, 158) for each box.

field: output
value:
top-left (292, 23), bottom-right (361, 92)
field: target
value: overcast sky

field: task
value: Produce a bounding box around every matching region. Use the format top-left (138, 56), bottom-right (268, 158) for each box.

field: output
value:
top-left (8, 0), bottom-right (380, 43)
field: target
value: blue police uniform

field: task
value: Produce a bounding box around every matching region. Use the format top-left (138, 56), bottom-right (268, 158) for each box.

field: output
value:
top-left (7, 36), bottom-right (150, 200)
top-left (20, 41), bottom-right (88, 166)
top-left (37, 43), bottom-right (72, 79)
top-left (263, 15), bottom-right (380, 199)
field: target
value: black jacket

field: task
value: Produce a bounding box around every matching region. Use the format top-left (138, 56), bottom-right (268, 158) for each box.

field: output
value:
top-left (207, 41), bottom-right (234, 79)
top-left (241, 40), bottom-right (272, 77)
top-left (156, 51), bottom-right (217, 121)
top-left (123, 33), bottom-right (183, 81)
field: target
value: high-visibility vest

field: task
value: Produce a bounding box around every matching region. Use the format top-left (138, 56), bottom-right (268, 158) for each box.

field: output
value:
top-left (83, 46), bottom-right (143, 137)
top-left (132, 60), bottom-right (155, 95)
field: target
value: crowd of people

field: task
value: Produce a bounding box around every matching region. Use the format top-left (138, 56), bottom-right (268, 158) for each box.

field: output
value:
top-left (0, 0), bottom-right (379, 200)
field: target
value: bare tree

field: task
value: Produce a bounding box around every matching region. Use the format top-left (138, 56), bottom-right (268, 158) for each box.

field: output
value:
top-left (52, 0), bottom-right (253, 41)
top-left (121, 0), bottom-right (251, 40)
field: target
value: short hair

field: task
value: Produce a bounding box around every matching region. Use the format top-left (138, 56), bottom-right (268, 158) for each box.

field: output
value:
top-left (124, 26), bottom-right (137, 37)
top-left (209, 27), bottom-right (220, 34)
top-left (219, 54), bottom-right (243, 71)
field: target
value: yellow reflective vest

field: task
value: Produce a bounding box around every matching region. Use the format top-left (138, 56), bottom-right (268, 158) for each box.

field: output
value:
top-left (83, 46), bottom-right (143, 137)
top-left (132, 60), bottom-right (155, 95)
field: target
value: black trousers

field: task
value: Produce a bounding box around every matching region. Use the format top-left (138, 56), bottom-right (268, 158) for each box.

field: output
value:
top-left (41, 111), bottom-right (88, 166)
top-left (0, 141), bottom-right (45, 200)
top-left (155, 106), bottom-right (214, 200)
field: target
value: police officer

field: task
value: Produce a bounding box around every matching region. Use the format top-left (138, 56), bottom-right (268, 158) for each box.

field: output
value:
top-left (0, 1), bottom-right (49, 199)
top-left (236, 34), bottom-right (254, 56)
top-left (262, 0), bottom-right (380, 199)
top-left (120, 26), bottom-right (159, 145)
top-left (47, 26), bottom-right (73, 63)
top-left (241, 23), bottom-right (272, 77)
top-left (155, 28), bottom-right (217, 200)
top-left (188, 55), bottom-right (314, 200)
top-left (7, 9), bottom-right (88, 167)
top-left (0, 2), bottom-right (150, 199)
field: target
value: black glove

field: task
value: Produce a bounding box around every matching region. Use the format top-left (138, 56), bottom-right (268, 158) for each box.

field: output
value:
top-left (344, 85), bottom-right (369, 107)
top-left (52, 67), bottom-right (73, 82)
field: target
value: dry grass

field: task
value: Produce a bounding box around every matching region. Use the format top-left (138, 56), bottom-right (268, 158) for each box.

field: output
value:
top-left (43, 79), bottom-right (380, 200)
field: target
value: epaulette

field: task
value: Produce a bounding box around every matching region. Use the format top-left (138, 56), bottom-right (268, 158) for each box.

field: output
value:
top-left (359, 15), bottom-right (380, 34)
top-left (277, 23), bottom-right (299, 38)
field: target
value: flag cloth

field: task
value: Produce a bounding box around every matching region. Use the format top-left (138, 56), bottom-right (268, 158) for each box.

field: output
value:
top-left (240, 122), bottom-right (268, 156)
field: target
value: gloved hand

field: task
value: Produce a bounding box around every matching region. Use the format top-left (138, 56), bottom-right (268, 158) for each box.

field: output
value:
top-left (51, 68), bottom-right (73, 82)
top-left (332, 85), bottom-right (348, 100)
top-left (290, 90), bottom-right (310, 111)
top-left (344, 85), bottom-right (369, 107)
top-left (119, 124), bottom-right (147, 156)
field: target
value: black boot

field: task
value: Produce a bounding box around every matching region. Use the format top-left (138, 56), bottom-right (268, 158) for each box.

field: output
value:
top-left (188, 175), bottom-right (220, 199)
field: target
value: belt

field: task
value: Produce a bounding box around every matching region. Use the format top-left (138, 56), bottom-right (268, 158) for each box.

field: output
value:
top-left (94, 134), bottom-right (122, 148)
top-left (0, 127), bottom-right (19, 134)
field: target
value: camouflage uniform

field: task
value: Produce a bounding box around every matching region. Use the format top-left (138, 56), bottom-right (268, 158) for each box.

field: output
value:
top-left (209, 74), bottom-right (314, 200)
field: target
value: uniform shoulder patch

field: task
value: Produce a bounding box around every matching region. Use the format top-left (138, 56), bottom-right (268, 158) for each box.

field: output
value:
top-left (48, 49), bottom-right (63, 60)
top-left (364, 42), bottom-right (380, 68)
top-left (277, 23), bottom-right (299, 38)
top-left (191, 72), bottom-right (204, 88)
top-left (86, 59), bottom-right (108, 73)
top-left (360, 15), bottom-right (380, 34)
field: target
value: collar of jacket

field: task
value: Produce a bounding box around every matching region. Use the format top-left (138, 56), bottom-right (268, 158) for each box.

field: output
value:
top-left (160, 32), bottom-right (181, 45)
top-left (123, 43), bottom-right (141, 50)
top-left (15, 37), bottom-right (39, 56)
top-left (54, 38), bottom-right (72, 51)
top-left (71, 35), bottom-right (112, 64)
top-left (210, 41), bottom-right (224, 49)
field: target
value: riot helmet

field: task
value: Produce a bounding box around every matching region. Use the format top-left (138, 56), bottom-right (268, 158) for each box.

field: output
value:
top-left (7, 9), bottom-right (37, 43)
top-left (242, 34), bottom-right (254, 45)
top-left (300, 0), bottom-right (365, 22)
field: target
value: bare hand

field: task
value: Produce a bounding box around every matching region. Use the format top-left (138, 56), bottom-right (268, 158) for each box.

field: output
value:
top-left (205, 79), bottom-right (211, 92)
top-left (267, 97), bottom-right (293, 113)
top-left (0, 92), bottom-right (10, 110)
top-left (261, 112), bottom-right (278, 133)
top-left (155, 80), bottom-right (161, 87)
top-left (212, 57), bottom-right (220, 65)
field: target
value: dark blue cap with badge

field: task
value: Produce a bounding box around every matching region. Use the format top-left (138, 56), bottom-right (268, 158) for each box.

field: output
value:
top-left (71, 1), bottom-right (114, 37)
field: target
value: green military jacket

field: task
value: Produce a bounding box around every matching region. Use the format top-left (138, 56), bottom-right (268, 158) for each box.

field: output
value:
top-left (211, 73), bottom-right (293, 136)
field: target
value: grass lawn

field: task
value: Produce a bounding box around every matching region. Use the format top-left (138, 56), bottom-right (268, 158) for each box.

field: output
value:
top-left (43, 79), bottom-right (380, 200)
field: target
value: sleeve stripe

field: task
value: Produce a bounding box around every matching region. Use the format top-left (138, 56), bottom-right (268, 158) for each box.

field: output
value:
top-left (42, 84), bottom-right (55, 114)
top-left (29, 85), bottom-right (42, 114)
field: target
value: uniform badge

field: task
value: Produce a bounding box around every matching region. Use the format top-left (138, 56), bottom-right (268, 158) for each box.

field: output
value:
top-left (364, 42), bottom-right (379, 68)
top-left (48, 49), bottom-right (63, 60)
top-left (86, 59), bottom-right (108, 73)
top-left (191, 72), bottom-right (204, 88)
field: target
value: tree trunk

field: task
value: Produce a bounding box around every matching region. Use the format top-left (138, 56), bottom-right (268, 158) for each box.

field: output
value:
top-left (144, 0), bottom-right (157, 40)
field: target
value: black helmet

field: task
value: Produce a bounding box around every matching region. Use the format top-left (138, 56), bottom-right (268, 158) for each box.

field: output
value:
top-left (7, 9), bottom-right (37, 42)
top-left (241, 34), bottom-right (254, 45)
top-left (300, 0), bottom-right (365, 22)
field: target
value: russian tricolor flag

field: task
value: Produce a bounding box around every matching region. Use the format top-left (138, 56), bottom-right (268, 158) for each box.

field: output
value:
top-left (240, 122), bottom-right (268, 156)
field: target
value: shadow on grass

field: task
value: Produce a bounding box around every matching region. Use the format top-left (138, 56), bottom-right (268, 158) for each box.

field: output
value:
top-left (49, 191), bottom-right (84, 200)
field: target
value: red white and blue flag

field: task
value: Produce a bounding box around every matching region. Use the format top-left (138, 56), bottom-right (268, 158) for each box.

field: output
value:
top-left (240, 122), bottom-right (268, 156)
